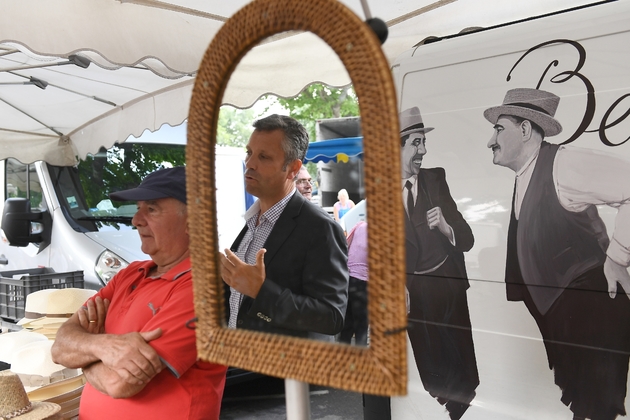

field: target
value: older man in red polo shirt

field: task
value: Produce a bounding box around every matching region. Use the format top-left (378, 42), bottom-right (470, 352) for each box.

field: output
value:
top-left (52, 166), bottom-right (227, 420)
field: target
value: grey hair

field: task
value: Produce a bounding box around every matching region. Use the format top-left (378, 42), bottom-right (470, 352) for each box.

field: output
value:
top-left (253, 114), bottom-right (309, 169)
top-left (176, 200), bottom-right (188, 217)
top-left (294, 164), bottom-right (310, 181)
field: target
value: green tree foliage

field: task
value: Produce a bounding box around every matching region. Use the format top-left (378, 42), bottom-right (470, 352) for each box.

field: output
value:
top-left (217, 106), bottom-right (257, 148)
top-left (216, 84), bottom-right (359, 145)
top-left (266, 83), bottom-right (359, 141)
top-left (78, 143), bottom-right (186, 209)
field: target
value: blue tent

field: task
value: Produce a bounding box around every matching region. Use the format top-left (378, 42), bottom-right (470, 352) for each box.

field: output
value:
top-left (304, 137), bottom-right (363, 163)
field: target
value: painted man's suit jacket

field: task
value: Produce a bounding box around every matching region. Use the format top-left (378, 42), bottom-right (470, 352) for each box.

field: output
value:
top-left (405, 167), bottom-right (474, 288)
top-left (226, 192), bottom-right (349, 338)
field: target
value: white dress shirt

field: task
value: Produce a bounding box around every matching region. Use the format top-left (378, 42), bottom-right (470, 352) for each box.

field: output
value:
top-left (515, 144), bottom-right (630, 266)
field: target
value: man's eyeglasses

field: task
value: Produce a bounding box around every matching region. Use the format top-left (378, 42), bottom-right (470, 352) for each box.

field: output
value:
top-left (296, 179), bottom-right (314, 186)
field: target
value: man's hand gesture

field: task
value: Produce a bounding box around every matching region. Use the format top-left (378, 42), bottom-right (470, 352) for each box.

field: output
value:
top-left (220, 248), bottom-right (266, 298)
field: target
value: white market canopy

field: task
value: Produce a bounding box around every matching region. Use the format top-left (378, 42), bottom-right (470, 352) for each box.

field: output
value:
top-left (0, 0), bottom-right (596, 165)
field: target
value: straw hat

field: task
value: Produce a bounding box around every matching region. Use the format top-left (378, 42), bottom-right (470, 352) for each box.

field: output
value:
top-left (27, 375), bottom-right (86, 402)
top-left (19, 288), bottom-right (96, 326)
top-left (27, 375), bottom-right (86, 420)
top-left (18, 327), bottom-right (61, 341)
top-left (483, 88), bottom-right (563, 137)
top-left (20, 319), bottom-right (71, 341)
top-left (0, 331), bottom-right (48, 364)
top-left (20, 321), bottom-right (66, 341)
top-left (10, 341), bottom-right (80, 392)
top-left (0, 371), bottom-right (61, 420)
top-left (17, 290), bottom-right (55, 325)
top-left (399, 106), bottom-right (434, 136)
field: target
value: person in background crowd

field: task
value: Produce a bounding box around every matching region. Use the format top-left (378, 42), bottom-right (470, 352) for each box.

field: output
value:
top-left (333, 188), bottom-right (355, 222)
top-left (295, 165), bottom-right (313, 201)
top-left (339, 220), bottom-right (369, 346)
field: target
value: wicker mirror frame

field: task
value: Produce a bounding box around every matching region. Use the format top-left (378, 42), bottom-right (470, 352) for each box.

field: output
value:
top-left (187, 0), bottom-right (407, 395)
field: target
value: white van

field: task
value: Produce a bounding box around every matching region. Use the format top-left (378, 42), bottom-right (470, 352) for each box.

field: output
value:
top-left (0, 123), bottom-right (247, 292)
top-left (380, 1), bottom-right (630, 419)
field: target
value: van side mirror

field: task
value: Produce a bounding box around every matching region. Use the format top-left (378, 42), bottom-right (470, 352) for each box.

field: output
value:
top-left (1, 198), bottom-right (51, 248)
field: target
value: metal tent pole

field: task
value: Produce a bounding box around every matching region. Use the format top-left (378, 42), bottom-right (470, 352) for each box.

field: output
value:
top-left (285, 378), bottom-right (311, 420)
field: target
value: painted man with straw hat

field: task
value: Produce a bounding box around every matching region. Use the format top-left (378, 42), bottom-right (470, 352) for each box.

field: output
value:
top-left (484, 87), bottom-right (630, 420)
top-left (400, 106), bottom-right (479, 420)
top-left (51, 167), bottom-right (227, 420)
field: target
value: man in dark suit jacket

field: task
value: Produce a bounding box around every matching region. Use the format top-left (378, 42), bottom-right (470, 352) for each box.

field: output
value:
top-left (219, 114), bottom-right (348, 339)
top-left (400, 107), bottom-right (479, 420)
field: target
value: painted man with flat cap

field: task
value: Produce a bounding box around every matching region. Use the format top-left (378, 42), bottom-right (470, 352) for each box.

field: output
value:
top-left (400, 106), bottom-right (479, 420)
top-left (485, 87), bottom-right (630, 420)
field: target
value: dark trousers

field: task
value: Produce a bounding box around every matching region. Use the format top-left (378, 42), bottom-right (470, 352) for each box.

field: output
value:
top-left (407, 267), bottom-right (479, 420)
top-left (339, 276), bottom-right (369, 346)
top-left (520, 265), bottom-right (630, 420)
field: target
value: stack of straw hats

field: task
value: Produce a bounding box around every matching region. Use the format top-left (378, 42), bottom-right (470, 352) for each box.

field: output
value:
top-left (26, 375), bottom-right (86, 420)
top-left (0, 287), bottom-right (96, 419)
top-left (18, 288), bottom-right (96, 339)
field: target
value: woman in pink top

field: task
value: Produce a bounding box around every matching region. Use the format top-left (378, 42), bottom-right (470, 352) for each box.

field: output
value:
top-left (339, 221), bottom-right (368, 346)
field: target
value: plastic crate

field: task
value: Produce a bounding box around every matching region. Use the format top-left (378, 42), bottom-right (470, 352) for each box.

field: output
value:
top-left (0, 267), bottom-right (84, 322)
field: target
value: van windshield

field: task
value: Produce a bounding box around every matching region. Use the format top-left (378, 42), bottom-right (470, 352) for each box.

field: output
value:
top-left (49, 142), bottom-right (186, 233)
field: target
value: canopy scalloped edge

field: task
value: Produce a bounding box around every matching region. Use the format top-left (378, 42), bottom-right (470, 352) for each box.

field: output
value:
top-left (70, 79), bottom-right (194, 163)
top-left (0, 41), bottom-right (193, 80)
top-left (304, 137), bottom-right (364, 163)
top-left (222, 80), bottom-right (354, 110)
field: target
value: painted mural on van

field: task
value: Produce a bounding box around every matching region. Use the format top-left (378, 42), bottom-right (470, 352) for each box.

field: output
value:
top-left (390, 2), bottom-right (630, 419)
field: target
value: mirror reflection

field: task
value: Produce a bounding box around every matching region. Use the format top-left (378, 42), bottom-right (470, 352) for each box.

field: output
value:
top-left (306, 117), bottom-right (368, 346)
top-left (215, 91), bottom-right (369, 347)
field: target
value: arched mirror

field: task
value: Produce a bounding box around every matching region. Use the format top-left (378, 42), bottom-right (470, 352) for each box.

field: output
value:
top-left (187, 0), bottom-right (406, 395)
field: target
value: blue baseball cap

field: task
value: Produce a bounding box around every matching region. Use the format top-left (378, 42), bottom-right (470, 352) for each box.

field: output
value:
top-left (109, 166), bottom-right (186, 204)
